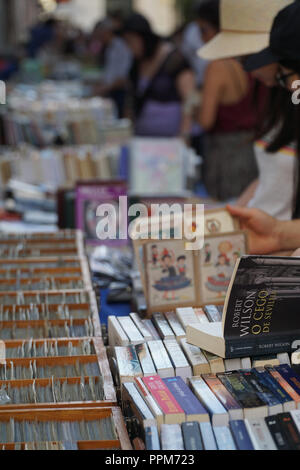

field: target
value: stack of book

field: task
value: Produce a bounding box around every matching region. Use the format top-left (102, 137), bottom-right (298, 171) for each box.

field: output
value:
top-left (121, 366), bottom-right (300, 450)
top-left (109, 308), bottom-right (295, 385)
top-left (0, 229), bottom-right (131, 450)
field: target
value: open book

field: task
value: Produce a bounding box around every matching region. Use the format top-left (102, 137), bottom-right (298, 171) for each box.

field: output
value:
top-left (187, 256), bottom-right (300, 359)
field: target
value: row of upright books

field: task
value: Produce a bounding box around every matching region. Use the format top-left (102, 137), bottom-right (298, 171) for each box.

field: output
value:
top-left (0, 229), bottom-right (131, 450)
top-left (121, 367), bottom-right (300, 451)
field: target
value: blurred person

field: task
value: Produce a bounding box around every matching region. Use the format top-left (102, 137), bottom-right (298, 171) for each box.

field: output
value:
top-left (198, 0), bottom-right (296, 220)
top-left (93, 18), bottom-right (132, 118)
top-left (196, 0), bottom-right (263, 201)
top-left (27, 18), bottom-right (59, 58)
top-left (122, 13), bottom-right (196, 138)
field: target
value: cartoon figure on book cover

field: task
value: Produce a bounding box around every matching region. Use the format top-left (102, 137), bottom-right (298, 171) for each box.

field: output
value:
top-left (146, 242), bottom-right (194, 306)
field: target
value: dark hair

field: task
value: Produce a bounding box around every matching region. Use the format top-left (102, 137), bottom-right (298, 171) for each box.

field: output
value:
top-left (196, 0), bottom-right (220, 31)
top-left (177, 256), bottom-right (186, 262)
top-left (162, 254), bottom-right (171, 261)
top-left (123, 13), bottom-right (161, 59)
top-left (255, 67), bottom-right (300, 219)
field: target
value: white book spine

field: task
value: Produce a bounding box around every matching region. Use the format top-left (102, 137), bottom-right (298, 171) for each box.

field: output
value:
top-left (135, 343), bottom-right (156, 376)
top-left (225, 358), bottom-right (242, 372)
top-left (130, 313), bottom-right (153, 341)
top-left (108, 316), bottom-right (129, 346)
top-left (153, 313), bottom-right (175, 340)
top-left (142, 319), bottom-right (161, 340)
top-left (245, 419), bottom-right (277, 450)
top-left (175, 307), bottom-right (199, 331)
top-left (147, 340), bottom-right (174, 378)
top-left (164, 311), bottom-right (186, 339)
top-left (189, 376), bottom-right (228, 427)
top-left (277, 353), bottom-right (291, 366)
top-left (117, 316), bottom-right (144, 344)
top-left (180, 338), bottom-right (210, 375)
top-left (241, 357), bottom-right (252, 370)
top-left (161, 424), bottom-right (184, 451)
top-left (163, 339), bottom-right (192, 382)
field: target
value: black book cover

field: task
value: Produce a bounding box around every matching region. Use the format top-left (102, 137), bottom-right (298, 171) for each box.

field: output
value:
top-left (278, 413), bottom-right (300, 450)
top-left (217, 371), bottom-right (265, 409)
top-left (181, 422), bottom-right (203, 451)
top-left (265, 416), bottom-right (291, 450)
top-left (224, 256), bottom-right (300, 358)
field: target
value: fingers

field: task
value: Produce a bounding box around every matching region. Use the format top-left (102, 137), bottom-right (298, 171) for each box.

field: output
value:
top-left (292, 248), bottom-right (300, 257)
top-left (226, 204), bottom-right (254, 221)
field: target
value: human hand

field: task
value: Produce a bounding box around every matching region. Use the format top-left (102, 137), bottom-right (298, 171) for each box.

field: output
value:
top-left (227, 205), bottom-right (282, 255)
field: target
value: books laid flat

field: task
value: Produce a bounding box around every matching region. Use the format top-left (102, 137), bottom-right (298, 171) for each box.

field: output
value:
top-left (203, 374), bottom-right (243, 421)
top-left (180, 339), bottom-right (210, 376)
top-left (182, 422), bottom-right (203, 450)
top-left (187, 256), bottom-right (300, 359)
top-left (135, 343), bottom-right (156, 377)
top-left (189, 376), bottom-right (228, 427)
top-left (245, 418), bottom-right (277, 450)
top-left (163, 340), bottom-right (192, 382)
top-left (122, 382), bottom-right (156, 428)
top-left (134, 377), bottom-right (164, 429)
top-left (147, 340), bottom-right (174, 378)
top-left (115, 346), bottom-right (143, 384)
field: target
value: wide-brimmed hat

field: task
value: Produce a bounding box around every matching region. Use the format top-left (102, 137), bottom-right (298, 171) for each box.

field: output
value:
top-left (198, 0), bottom-right (293, 60)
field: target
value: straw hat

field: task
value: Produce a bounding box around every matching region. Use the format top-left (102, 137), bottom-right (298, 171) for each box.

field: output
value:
top-left (198, 0), bottom-right (293, 60)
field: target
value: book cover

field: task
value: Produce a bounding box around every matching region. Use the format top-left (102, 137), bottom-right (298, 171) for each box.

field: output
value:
top-left (275, 365), bottom-right (300, 400)
top-left (122, 382), bottom-right (156, 428)
top-left (189, 376), bottom-right (228, 426)
top-left (163, 377), bottom-right (209, 423)
top-left (108, 316), bottom-right (129, 347)
top-left (213, 426), bottom-right (236, 451)
top-left (115, 345), bottom-right (143, 383)
top-left (76, 180), bottom-right (127, 246)
top-left (217, 371), bottom-right (268, 419)
top-left (266, 366), bottom-right (300, 408)
top-left (187, 256), bottom-right (300, 359)
top-left (204, 305), bottom-right (222, 323)
top-left (265, 415), bottom-right (291, 450)
top-left (241, 370), bottom-right (283, 415)
top-left (142, 375), bottom-right (185, 424)
top-left (203, 373), bottom-right (243, 420)
top-left (134, 377), bottom-right (164, 429)
top-left (181, 422), bottom-right (203, 450)
top-left (145, 426), bottom-right (161, 451)
top-left (252, 367), bottom-right (295, 412)
top-left (117, 316), bottom-right (144, 345)
top-left (198, 422), bottom-right (218, 450)
top-left (290, 409), bottom-right (300, 435)
top-left (130, 313), bottom-right (153, 341)
top-left (229, 420), bottom-right (254, 450)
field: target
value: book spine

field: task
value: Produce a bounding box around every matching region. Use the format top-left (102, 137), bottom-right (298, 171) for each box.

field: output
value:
top-left (161, 424), bottom-right (184, 451)
top-left (117, 317), bottom-right (144, 344)
top-left (225, 333), bottom-right (300, 359)
top-left (278, 412), bottom-right (300, 450)
top-left (266, 367), bottom-right (300, 406)
top-left (202, 374), bottom-right (243, 419)
top-left (145, 426), bottom-right (161, 451)
top-left (147, 340), bottom-right (174, 378)
top-left (181, 422), bottom-right (203, 450)
top-left (135, 343), bottom-right (156, 377)
top-left (245, 419), bottom-right (277, 450)
top-left (163, 377), bottom-right (209, 421)
top-left (175, 307), bottom-right (199, 331)
top-left (163, 339), bottom-right (192, 381)
top-left (229, 420), bottom-right (254, 450)
top-left (142, 376), bottom-right (184, 420)
top-left (134, 377), bottom-right (164, 429)
top-left (180, 339), bottom-right (210, 376)
top-left (252, 368), bottom-right (295, 412)
top-left (198, 422), bottom-right (218, 450)
top-left (152, 313), bottom-right (175, 340)
top-left (204, 305), bottom-right (222, 323)
top-left (122, 382), bottom-right (156, 427)
top-left (189, 376), bottom-right (228, 426)
top-left (115, 345), bottom-right (143, 381)
top-left (130, 313), bottom-right (153, 341)
top-left (265, 415), bottom-right (291, 450)
top-left (142, 320), bottom-right (160, 340)
top-left (241, 370), bottom-right (283, 411)
top-left (275, 365), bottom-right (300, 399)
top-left (193, 308), bottom-right (209, 324)
top-left (164, 311), bottom-right (186, 339)
top-left (108, 316), bottom-right (129, 347)
top-left (213, 426), bottom-right (236, 451)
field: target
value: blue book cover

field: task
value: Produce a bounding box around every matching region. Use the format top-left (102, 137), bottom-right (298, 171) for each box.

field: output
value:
top-left (145, 426), bottom-right (160, 450)
top-left (162, 377), bottom-right (209, 419)
top-left (253, 368), bottom-right (294, 406)
top-left (229, 420), bottom-right (254, 451)
top-left (275, 365), bottom-right (300, 396)
top-left (241, 370), bottom-right (282, 407)
top-left (181, 422), bottom-right (203, 450)
top-left (199, 422), bottom-right (218, 450)
top-left (213, 426), bottom-right (236, 450)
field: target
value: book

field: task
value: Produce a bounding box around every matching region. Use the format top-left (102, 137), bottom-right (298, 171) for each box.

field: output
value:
top-left (122, 382), bottom-right (156, 428)
top-left (292, 349), bottom-right (300, 366)
top-left (164, 311), bottom-right (186, 340)
top-left (252, 368), bottom-right (295, 412)
top-left (203, 373), bottom-right (243, 420)
top-left (108, 316), bottom-right (129, 347)
top-left (290, 409), bottom-right (300, 435)
top-left (135, 343), bottom-right (156, 377)
top-left (134, 377), bottom-right (164, 429)
top-left (163, 377), bottom-right (209, 423)
top-left (241, 370), bottom-right (283, 416)
top-left (152, 313), bottom-right (175, 340)
top-left (142, 320), bottom-right (161, 340)
top-left (277, 352), bottom-right (291, 366)
top-left (213, 426), bottom-right (236, 450)
top-left (147, 340), bottom-right (174, 378)
top-left (187, 256), bottom-right (300, 359)
top-left (181, 422), bottom-right (203, 450)
top-left (189, 376), bottom-right (228, 427)
top-left (176, 307), bottom-right (200, 331)
top-left (117, 317), bottom-right (144, 345)
top-left (142, 375), bottom-right (185, 424)
top-left (115, 346), bottom-right (143, 384)
top-left (266, 366), bottom-right (300, 409)
top-left (252, 355), bottom-right (280, 368)
top-left (193, 308), bottom-right (209, 324)
top-left (245, 419), bottom-right (277, 450)
top-left (202, 350), bottom-right (225, 374)
top-left (229, 420), bottom-right (254, 451)
top-left (180, 339), bottom-right (210, 376)
top-left (130, 313), bottom-right (153, 341)
top-left (277, 412), bottom-right (300, 450)
top-left (217, 371), bottom-right (268, 419)
top-left (225, 358), bottom-right (242, 372)
top-left (163, 339), bottom-right (192, 382)
top-left (198, 422), bottom-right (218, 450)
top-left (161, 424), bottom-right (185, 451)
top-left (265, 415), bottom-right (291, 450)
top-left (204, 305), bottom-right (222, 323)
top-left (275, 365), bottom-right (300, 404)
top-left (144, 426), bottom-right (161, 450)
top-left (241, 357), bottom-right (252, 370)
